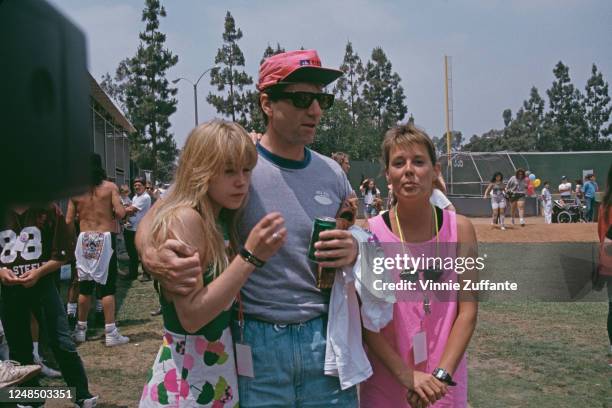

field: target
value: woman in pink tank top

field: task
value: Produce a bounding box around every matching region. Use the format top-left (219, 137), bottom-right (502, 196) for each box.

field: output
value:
top-left (360, 123), bottom-right (478, 408)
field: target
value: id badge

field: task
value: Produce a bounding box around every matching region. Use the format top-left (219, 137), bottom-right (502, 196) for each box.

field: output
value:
top-left (235, 343), bottom-right (254, 377)
top-left (413, 331), bottom-right (428, 365)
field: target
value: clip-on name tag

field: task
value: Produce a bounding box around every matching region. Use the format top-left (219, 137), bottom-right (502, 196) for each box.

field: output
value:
top-left (235, 295), bottom-right (254, 377)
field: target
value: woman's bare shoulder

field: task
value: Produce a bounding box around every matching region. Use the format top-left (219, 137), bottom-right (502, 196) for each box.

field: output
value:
top-left (163, 206), bottom-right (206, 247)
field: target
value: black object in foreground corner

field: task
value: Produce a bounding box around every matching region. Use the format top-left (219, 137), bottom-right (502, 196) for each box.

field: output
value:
top-left (0, 0), bottom-right (90, 206)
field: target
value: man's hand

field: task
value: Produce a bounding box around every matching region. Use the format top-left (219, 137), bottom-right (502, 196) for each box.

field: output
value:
top-left (0, 268), bottom-right (21, 286)
top-left (315, 229), bottom-right (358, 268)
top-left (141, 239), bottom-right (202, 296)
top-left (19, 269), bottom-right (42, 288)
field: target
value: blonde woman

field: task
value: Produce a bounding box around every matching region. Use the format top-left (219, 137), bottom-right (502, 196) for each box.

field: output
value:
top-left (139, 121), bottom-right (286, 407)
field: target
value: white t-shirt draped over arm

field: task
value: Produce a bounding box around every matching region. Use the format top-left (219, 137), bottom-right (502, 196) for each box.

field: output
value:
top-left (429, 188), bottom-right (452, 209)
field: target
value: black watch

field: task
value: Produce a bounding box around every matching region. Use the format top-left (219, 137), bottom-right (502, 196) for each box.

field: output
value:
top-left (432, 368), bottom-right (456, 386)
top-left (239, 247), bottom-right (265, 268)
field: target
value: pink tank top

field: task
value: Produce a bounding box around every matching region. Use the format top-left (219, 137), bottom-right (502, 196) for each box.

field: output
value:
top-left (359, 209), bottom-right (468, 408)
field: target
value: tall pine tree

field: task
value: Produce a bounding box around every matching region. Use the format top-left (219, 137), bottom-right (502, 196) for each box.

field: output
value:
top-left (100, 57), bottom-right (131, 113)
top-left (361, 47), bottom-right (407, 132)
top-left (259, 43), bottom-right (285, 65)
top-left (583, 64), bottom-right (612, 149)
top-left (207, 12), bottom-right (253, 127)
top-left (334, 41), bottom-right (365, 128)
top-left (545, 61), bottom-right (588, 151)
top-left (102, 0), bottom-right (179, 182)
top-left (247, 43), bottom-right (286, 133)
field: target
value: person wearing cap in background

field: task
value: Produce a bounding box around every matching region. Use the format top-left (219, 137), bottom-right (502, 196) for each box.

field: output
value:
top-left (136, 50), bottom-right (360, 406)
top-left (559, 176), bottom-right (572, 204)
top-left (583, 173), bottom-right (598, 222)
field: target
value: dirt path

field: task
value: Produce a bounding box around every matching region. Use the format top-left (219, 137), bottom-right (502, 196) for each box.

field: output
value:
top-left (358, 216), bottom-right (599, 243)
top-left (471, 217), bottom-right (597, 242)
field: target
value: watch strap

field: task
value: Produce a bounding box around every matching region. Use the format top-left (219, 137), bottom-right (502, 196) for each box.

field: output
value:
top-left (433, 368), bottom-right (456, 386)
top-left (239, 247), bottom-right (265, 268)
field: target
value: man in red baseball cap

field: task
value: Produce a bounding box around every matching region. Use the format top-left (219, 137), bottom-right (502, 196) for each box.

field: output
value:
top-left (253, 49), bottom-right (343, 160)
top-left (256, 49), bottom-right (343, 92)
top-left (136, 49), bottom-right (360, 406)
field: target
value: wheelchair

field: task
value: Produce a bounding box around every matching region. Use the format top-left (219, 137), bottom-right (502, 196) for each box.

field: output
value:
top-left (552, 199), bottom-right (587, 223)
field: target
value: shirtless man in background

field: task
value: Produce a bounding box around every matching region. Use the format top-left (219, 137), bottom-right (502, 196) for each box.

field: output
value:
top-left (66, 153), bottom-right (129, 346)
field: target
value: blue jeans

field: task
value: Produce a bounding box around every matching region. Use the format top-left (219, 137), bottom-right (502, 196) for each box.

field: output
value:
top-left (0, 276), bottom-right (92, 401)
top-left (231, 315), bottom-right (358, 408)
top-left (586, 197), bottom-right (596, 221)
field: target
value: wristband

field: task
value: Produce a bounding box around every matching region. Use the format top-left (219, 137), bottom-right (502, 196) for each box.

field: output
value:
top-left (239, 247), bottom-right (265, 268)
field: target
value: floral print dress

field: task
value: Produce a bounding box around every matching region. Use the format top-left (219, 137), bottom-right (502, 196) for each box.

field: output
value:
top-left (139, 266), bottom-right (238, 408)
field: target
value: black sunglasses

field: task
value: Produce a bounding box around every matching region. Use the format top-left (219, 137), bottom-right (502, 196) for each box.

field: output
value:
top-left (267, 91), bottom-right (335, 110)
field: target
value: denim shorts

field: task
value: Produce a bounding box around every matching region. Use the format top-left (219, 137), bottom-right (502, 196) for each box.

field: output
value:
top-left (231, 315), bottom-right (358, 408)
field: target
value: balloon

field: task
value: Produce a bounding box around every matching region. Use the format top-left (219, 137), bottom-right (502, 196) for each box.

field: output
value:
top-left (529, 173), bottom-right (536, 181)
top-left (534, 179), bottom-right (541, 187)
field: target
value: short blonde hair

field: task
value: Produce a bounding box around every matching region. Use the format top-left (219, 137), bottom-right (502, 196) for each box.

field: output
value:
top-left (381, 123), bottom-right (437, 169)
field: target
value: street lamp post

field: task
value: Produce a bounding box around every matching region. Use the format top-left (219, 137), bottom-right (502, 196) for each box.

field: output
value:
top-left (172, 65), bottom-right (217, 127)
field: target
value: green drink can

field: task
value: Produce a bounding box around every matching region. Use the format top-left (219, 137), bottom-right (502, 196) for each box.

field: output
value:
top-left (308, 216), bottom-right (337, 261)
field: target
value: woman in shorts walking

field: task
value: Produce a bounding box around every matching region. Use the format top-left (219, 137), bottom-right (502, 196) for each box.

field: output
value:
top-left (483, 172), bottom-right (507, 230)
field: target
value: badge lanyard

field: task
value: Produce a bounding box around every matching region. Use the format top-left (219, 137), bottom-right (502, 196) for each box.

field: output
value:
top-left (394, 203), bottom-right (439, 319)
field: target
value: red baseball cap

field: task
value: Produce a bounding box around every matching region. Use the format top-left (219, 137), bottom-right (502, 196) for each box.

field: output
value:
top-left (257, 49), bottom-right (343, 91)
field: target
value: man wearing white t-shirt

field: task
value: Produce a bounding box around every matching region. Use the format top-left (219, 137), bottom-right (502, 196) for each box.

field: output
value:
top-left (122, 177), bottom-right (151, 281)
top-left (558, 176), bottom-right (572, 203)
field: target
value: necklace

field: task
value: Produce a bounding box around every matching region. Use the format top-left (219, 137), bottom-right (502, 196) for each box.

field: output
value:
top-left (394, 203), bottom-right (440, 315)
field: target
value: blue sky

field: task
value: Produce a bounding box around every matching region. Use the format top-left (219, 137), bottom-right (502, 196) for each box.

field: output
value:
top-left (48, 0), bottom-right (612, 148)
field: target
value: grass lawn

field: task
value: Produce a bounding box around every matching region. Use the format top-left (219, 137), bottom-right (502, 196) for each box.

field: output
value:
top-left (39, 263), bottom-right (611, 407)
top-left (468, 302), bottom-right (611, 407)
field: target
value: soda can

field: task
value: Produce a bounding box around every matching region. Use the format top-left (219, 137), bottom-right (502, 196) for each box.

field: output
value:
top-left (307, 216), bottom-right (337, 261)
top-left (308, 217), bottom-right (337, 290)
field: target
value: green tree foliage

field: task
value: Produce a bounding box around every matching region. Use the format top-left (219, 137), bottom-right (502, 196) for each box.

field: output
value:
top-left (260, 43), bottom-right (285, 65)
top-left (361, 47), bottom-right (407, 132)
top-left (334, 41), bottom-right (365, 127)
top-left (207, 11), bottom-right (253, 127)
top-left (467, 61), bottom-right (611, 152)
top-left (432, 131), bottom-right (463, 154)
top-left (521, 86), bottom-right (547, 151)
top-left (463, 129), bottom-right (505, 152)
top-left (544, 61), bottom-right (589, 151)
top-left (502, 109), bottom-right (512, 127)
top-left (583, 64), bottom-right (612, 149)
top-left (102, 0), bottom-right (179, 182)
top-left (100, 58), bottom-right (131, 112)
top-left (312, 99), bottom-right (354, 158)
top-left (314, 43), bottom-right (409, 161)
top-left (248, 43), bottom-right (286, 133)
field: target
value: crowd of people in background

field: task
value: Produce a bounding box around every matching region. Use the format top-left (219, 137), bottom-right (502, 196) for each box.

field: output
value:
top-left (0, 150), bottom-right (162, 406)
top-left (0, 45), bottom-right (608, 408)
top-left (480, 169), bottom-right (601, 227)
